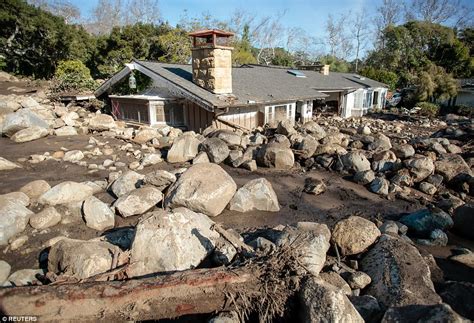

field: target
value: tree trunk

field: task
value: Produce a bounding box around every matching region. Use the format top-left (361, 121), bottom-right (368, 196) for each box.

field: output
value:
top-left (0, 266), bottom-right (259, 322)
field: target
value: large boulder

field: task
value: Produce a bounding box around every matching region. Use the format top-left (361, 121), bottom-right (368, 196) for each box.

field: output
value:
top-left (301, 121), bottom-right (327, 140)
top-left (452, 204), bottom-right (474, 240)
top-left (0, 157), bottom-right (21, 171)
top-left (256, 143), bottom-right (294, 170)
top-left (399, 208), bottom-right (453, 237)
top-left (439, 281), bottom-right (474, 320)
top-left (128, 208), bottom-right (219, 276)
top-left (114, 186), bottom-right (163, 217)
top-left (276, 119), bottom-right (296, 136)
top-left (332, 216), bottom-right (381, 256)
top-left (165, 163), bottom-right (237, 216)
top-left (38, 181), bottom-right (94, 205)
top-left (360, 234), bottom-right (441, 307)
top-left (381, 304), bottom-right (465, 323)
top-left (110, 171), bottom-right (144, 198)
top-left (82, 196), bottom-right (115, 231)
top-left (435, 154), bottom-right (471, 182)
top-left (299, 277), bottom-right (364, 323)
top-left (297, 135), bottom-right (319, 159)
top-left (10, 126), bottom-right (48, 143)
top-left (228, 178), bottom-right (280, 212)
top-left (405, 156), bottom-right (435, 182)
top-left (167, 132), bottom-right (200, 163)
top-left (19, 180), bottom-right (50, 200)
top-left (0, 196), bottom-right (34, 245)
top-left (48, 238), bottom-right (121, 279)
top-left (209, 129), bottom-right (245, 148)
top-left (368, 133), bottom-right (392, 151)
top-left (199, 138), bottom-right (230, 164)
top-left (276, 223), bottom-right (331, 276)
top-left (88, 114), bottom-right (116, 131)
top-left (1, 109), bottom-right (48, 137)
top-left (341, 151), bottom-right (371, 173)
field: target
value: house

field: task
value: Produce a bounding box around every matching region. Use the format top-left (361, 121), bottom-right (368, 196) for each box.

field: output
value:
top-left (444, 79), bottom-right (474, 108)
top-left (95, 29), bottom-right (388, 132)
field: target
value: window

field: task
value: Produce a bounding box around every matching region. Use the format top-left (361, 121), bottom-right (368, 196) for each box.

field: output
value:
top-left (265, 103), bottom-right (296, 124)
top-left (363, 91), bottom-right (373, 109)
top-left (155, 101), bottom-right (184, 126)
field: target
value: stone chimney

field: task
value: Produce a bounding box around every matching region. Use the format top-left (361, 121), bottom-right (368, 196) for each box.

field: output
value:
top-left (321, 64), bottom-right (330, 76)
top-left (189, 29), bottom-right (234, 94)
top-left (296, 63), bottom-right (330, 75)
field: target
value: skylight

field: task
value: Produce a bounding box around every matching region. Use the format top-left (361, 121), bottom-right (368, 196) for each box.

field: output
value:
top-left (288, 70), bottom-right (306, 78)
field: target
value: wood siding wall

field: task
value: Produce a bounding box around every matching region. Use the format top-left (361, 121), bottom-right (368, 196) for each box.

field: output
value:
top-left (184, 101), bottom-right (215, 132)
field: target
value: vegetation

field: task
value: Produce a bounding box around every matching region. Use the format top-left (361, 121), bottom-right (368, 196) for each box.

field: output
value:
top-left (416, 101), bottom-right (440, 118)
top-left (50, 59), bottom-right (96, 93)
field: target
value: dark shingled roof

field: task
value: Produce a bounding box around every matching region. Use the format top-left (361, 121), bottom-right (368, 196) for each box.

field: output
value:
top-left (133, 60), bottom-right (387, 109)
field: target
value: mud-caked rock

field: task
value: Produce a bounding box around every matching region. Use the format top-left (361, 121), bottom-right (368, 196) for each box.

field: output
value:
top-left (199, 138), bottom-right (230, 164)
top-left (228, 178), bottom-right (279, 212)
top-left (256, 143), bottom-right (294, 170)
top-left (167, 132), bottom-right (200, 163)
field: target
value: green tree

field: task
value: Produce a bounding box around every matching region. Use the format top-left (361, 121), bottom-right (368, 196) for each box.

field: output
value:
top-left (157, 28), bottom-right (191, 64)
top-left (50, 59), bottom-right (96, 93)
top-left (232, 24), bottom-right (256, 65)
top-left (360, 67), bottom-right (399, 90)
top-left (319, 55), bottom-right (350, 72)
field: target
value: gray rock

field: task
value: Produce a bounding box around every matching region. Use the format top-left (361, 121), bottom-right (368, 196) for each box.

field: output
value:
top-left (380, 220), bottom-right (399, 235)
top-left (276, 223), bottom-right (331, 276)
top-left (19, 180), bottom-right (50, 200)
top-left (144, 169), bottom-right (176, 191)
top-left (82, 196), bottom-right (115, 231)
top-left (2, 109), bottom-right (48, 137)
top-left (381, 303), bottom-right (465, 323)
top-left (276, 119), bottom-right (296, 136)
top-left (435, 154), bottom-right (471, 182)
top-left (416, 229), bottom-right (448, 246)
top-left (302, 121), bottom-right (327, 140)
top-left (88, 114), bottom-right (116, 131)
top-left (392, 144), bottom-right (416, 158)
top-left (228, 178), bottom-right (279, 212)
top-left (38, 181), bottom-right (93, 205)
top-left (0, 260), bottom-right (11, 285)
top-left (129, 208), bottom-right (219, 276)
top-left (200, 138), bottom-right (230, 164)
top-left (208, 311), bottom-right (240, 323)
top-left (268, 134), bottom-right (291, 148)
top-left (405, 156), bottom-right (435, 182)
top-left (320, 271), bottom-right (352, 295)
top-left (332, 216), bottom-right (381, 256)
top-left (342, 151), bottom-right (371, 173)
top-left (48, 238), bottom-right (121, 279)
top-left (10, 126), bottom-right (48, 142)
top-left (0, 157), bottom-right (21, 171)
top-left (54, 126), bottom-right (78, 136)
top-left (349, 295), bottom-right (382, 323)
top-left (399, 208), bottom-right (453, 237)
top-left (4, 269), bottom-right (43, 286)
top-left (193, 151), bottom-right (210, 164)
top-left (299, 277), bottom-right (364, 323)
top-left (167, 132), bottom-right (200, 163)
top-left (0, 195), bottom-right (34, 245)
top-left (132, 127), bottom-right (159, 144)
top-left (360, 234), bottom-right (441, 307)
top-left (370, 177), bottom-right (389, 195)
top-left (303, 178), bottom-right (326, 195)
top-left (209, 129), bottom-right (245, 148)
top-left (353, 170), bottom-right (376, 185)
top-left (297, 135), bottom-right (319, 159)
top-left (439, 281), bottom-right (474, 320)
top-left (256, 143), bottom-right (294, 170)
top-left (368, 133), bottom-right (392, 151)
top-left (29, 207), bottom-right (61, 229)
top-left (226, 150), bottom-right (244, 167)
top-left (165, 163), bottom-right (237, 217)
top-left (114, 186), bottom-right (163, 217)
top-left (346, 271), bottom-right (372, 289)
top-left (63, 150), bottom-right (84, 162)
top-left (390, 168), bottom-right (414, 187)
top-left (140, 153), bottom-right (163, 167)
top-left (110, 171), bottom-right (144, 197)
top-left (419, 182), bottom-right (437, 195)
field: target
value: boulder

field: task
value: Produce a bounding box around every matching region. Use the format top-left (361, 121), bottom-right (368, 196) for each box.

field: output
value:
top-left (114, 186), bottom-right (163, 217)
top-left (392, 144), bottom-right (415, 158)
top-left (269, 134), bottom-right (291, 148)
top-left (256, 143), bottom-right (294, 170)
top-left (54, 126), bottom-right (77, 136)
top-left (29, 207), bottom-right (61, 229)
top-left (38, 181), bottom-right (94, 205)
top-left (228, 178), bottom-right (279, 212)
top-left (88, 114), bottom-right (116, 131)
top-left (370, 177), bottom-right (389, 195)
top-left (200, 138), bottom-right (230, 164)
top-left (0, 157), bottom-right (21, 171)
top-left (2, 109), bottom-right (48, 137)
top-left (144, 169), bottom-right (177, 191)
top-left (276, 119), bottom-right (296, 136)
top-left (140, 153), bottom-right (163, 167)
top-left (82, 196), bottom-right (115, 231)
top-left (10, 126), bottom-right (48, 143)
top-left (209, 129), bottom-right (245, 148)
top-left (349, 295), bottom-right (382, 323)
top-left (346, 271), bottom-right (372, 289)
top-left (133, 128), bottom-right (159, 144)
top-left (276, 223), bottom-right (331, 276)
top-left (332, 216), bottom-right (381, 256)
top-left (193, 151), bottom-right (210, 164)
top-left (167, 133), bottom-right (200, 163)
top-left (320, 271), bottom-right (352, 295)
top-left (419, 182), bottom-right (437, 195)
top-left (63, 150), bottom-right (84, 162)
top-left (368, 133), bottom-right (392, 151)
top-left (314, 144), bottom-right (347, 156)
top-left (452, 204), bottom-right (474, 240)
top-left (435, 154), bottom-right (471, 182)
top-left (303, 178), bottom-right (327, 195)
top-left (110, 171), bottom-right (144, 198)
top-left (360, 234), bottom-right (441, 307)
top-left (439, 281), bottom-right (474, 320)
top-left (381, 304), bottom-right (465, 323)
top-left (165, 163), bottom-right (237, 217)
top-left (208, 311), bottom-right (240, 323)
top-left (48, 238), bottom-right (121, 279)
top-left (299, 277), bottom-right (364, 323)
top-left (226, 150), bottom-right (244, 168)
top-left (4, 269), bottom-right (43, 287)
top-left (302, 121), bottom-right (327, 140)
top-left (353, 170), bottom-right (375, 185)
top-left (0, 196), bottom-right (34, 245)
top-left (405, 156), bottom-right (435, 182)
top-left (0, 260), bottom-right (11, 285)
top-left (341, 151), bottom-right (371, 173)
top-left (129, 208), bottom-right (219, 276)
top-left (399, 208), bottom-right (453, 237)
top-left (297, 135), bottom-right (318, 159)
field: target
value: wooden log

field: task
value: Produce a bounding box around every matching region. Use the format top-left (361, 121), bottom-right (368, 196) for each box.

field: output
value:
top-left (0, 266), bottom-right (259, 322)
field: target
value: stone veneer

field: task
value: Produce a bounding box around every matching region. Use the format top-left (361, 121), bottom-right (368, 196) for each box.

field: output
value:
top-left (192, 46), bottom-right (232, 94)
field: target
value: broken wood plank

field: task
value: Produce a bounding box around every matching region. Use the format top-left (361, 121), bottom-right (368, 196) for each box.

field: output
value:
top-left (216, 116), bottom-right (251, 134)
top-left (0, 266), bottom-right (258, 322)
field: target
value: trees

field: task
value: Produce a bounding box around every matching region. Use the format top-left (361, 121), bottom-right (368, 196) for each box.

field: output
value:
top-left (360, 67), bottom-right (399, 90)
top-left (50, 60), bottom-right (96, 93)
top-left (325, 13), bottom-right (353, 61)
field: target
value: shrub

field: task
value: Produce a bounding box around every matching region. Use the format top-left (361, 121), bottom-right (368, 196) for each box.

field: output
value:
top-left (454, 104), bottom-right (473, 117)
top-left (50, 60), bottom-right (96, 94)
top-left (416, 102), bottom-right (440, 118)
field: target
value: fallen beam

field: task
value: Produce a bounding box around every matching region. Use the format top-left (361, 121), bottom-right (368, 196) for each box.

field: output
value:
top-left (0, 266), bottom-right (258, 322)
